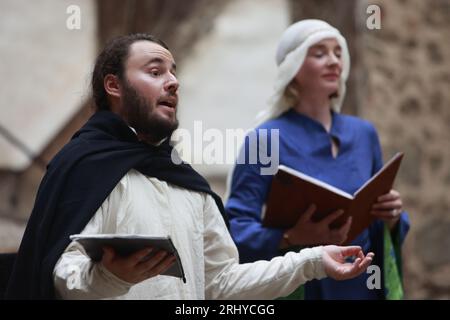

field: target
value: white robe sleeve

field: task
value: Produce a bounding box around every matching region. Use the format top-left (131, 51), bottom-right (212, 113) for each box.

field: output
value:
top-left (53, 178), bottom-right (134, 300)
top-left (203, 195), bottom-right (327, 300)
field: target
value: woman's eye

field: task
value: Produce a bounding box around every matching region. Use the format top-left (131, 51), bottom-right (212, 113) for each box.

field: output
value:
top-left (314, 51), bottom-right (324, 57)
top-left (335, 51), bottom-right (342, 58)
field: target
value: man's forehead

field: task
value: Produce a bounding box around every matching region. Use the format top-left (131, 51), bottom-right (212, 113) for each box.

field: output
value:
top-left (127, 40), bottom-right (175, 66)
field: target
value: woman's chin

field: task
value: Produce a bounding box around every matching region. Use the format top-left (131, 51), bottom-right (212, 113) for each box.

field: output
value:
top-left (320, 83), bottom-right (339, 95)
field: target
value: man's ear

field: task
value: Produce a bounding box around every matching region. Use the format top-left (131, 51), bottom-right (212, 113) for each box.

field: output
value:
top-left (104, 74), bottom-right (122, 99)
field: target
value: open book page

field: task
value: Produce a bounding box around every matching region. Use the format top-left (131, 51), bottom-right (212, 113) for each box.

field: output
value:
top-left (263, 168), bottom-right (354, 229)
top-left (342, 152), bottom-right (404, 244)
top-left (279, 165), bottom-right (354, 199)
top-left (354, 152), bottom-right (404, 197)
top-left (70, 234), bottom-right (186, 282)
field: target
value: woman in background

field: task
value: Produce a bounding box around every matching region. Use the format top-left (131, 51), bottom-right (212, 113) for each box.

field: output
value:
top-left (225, 19), bottom-right (410, 299)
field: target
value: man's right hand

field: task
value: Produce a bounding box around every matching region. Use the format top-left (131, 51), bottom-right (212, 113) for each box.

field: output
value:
top-left (282, 204), bottom-right (352, 246)
top-left (322, 245), bottom-right (374, 280)
top-left (101, 247), bottom-right (176, 284)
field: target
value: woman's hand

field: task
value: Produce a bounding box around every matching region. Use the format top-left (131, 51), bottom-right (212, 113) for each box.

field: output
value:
top-left (371, 189), bottom-right (403, 230)
top-left (282, 204), bottom-right (352, 247)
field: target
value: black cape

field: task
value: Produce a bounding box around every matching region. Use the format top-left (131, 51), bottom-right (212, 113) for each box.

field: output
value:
top-left (5, 111), bottom-right (228, 299)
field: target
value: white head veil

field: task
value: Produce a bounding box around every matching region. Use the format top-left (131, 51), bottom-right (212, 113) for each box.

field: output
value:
top-left (257, 19), bottom-right (351, 123)
top-left (225, 20), bottom-right (351, 200)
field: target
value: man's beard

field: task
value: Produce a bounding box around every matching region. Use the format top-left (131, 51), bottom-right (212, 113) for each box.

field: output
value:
top-left (121, 80), bottom-right (179, 142)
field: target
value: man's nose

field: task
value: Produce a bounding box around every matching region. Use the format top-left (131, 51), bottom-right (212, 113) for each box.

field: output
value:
top-left (165, 74), bottom-right (179, 93)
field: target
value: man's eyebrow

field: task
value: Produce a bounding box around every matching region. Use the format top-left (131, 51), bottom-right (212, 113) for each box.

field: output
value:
top-left (143, 57), bottom-right (162, 66)
top-left (143, 57), bottom-right (177, 71)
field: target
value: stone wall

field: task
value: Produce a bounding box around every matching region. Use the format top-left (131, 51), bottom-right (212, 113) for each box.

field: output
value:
top-left (96, 0), bottom-right (232, 65)
top-left (358, 0), bottom-right (450, 299)
top-left (0, 0), bottom-right (97, 249)
top-left (289, 0), bottom-right (450, 299)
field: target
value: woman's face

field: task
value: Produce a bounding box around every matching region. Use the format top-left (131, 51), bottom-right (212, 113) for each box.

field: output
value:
top-left (293, 38), bottom-right (343, 97)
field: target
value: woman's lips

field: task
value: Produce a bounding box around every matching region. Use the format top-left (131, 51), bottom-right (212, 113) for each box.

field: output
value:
top-left (322, 74), bottom-right (339, 80)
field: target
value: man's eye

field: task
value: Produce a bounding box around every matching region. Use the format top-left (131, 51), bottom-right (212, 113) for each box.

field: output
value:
top-left (149, 70), bottom-right (160, 76)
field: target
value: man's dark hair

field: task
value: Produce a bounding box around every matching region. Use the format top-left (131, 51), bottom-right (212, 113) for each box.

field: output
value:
top-left (91, 33), bottom-right (169, 111)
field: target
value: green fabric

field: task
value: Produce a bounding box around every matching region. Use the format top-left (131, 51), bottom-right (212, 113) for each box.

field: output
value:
top-left (383, 223), bottom-right (404, 300)
top-left (277, 284), bottom-right (304, 300)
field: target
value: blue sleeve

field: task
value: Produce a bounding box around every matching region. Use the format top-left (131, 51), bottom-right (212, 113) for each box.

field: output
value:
top-left (225, 131), bottom-right (284, 262)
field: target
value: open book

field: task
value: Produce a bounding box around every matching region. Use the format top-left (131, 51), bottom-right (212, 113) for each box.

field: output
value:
top-left (262, 152), bottom-right (404, 244)
top-left (70, 234), bottom-right (186, 283)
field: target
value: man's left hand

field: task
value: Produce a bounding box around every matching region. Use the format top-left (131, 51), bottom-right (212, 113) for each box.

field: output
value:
top-left (322, 245), bottom-right (374, 280)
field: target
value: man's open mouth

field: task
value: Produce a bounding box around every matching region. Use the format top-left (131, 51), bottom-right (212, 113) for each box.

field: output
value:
top-left (158, 98), bottom-right (177, 109)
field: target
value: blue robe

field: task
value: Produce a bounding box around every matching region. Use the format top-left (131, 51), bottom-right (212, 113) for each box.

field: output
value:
top-left (225, 109), bottom-right (409, 299)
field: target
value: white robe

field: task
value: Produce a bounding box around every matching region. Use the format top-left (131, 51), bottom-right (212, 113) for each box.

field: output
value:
top-left (53, 169), bottom-right (326, 299)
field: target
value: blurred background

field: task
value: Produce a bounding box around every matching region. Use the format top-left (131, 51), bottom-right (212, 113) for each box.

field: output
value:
top-left (0, 0), bottom-right (449, 299)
